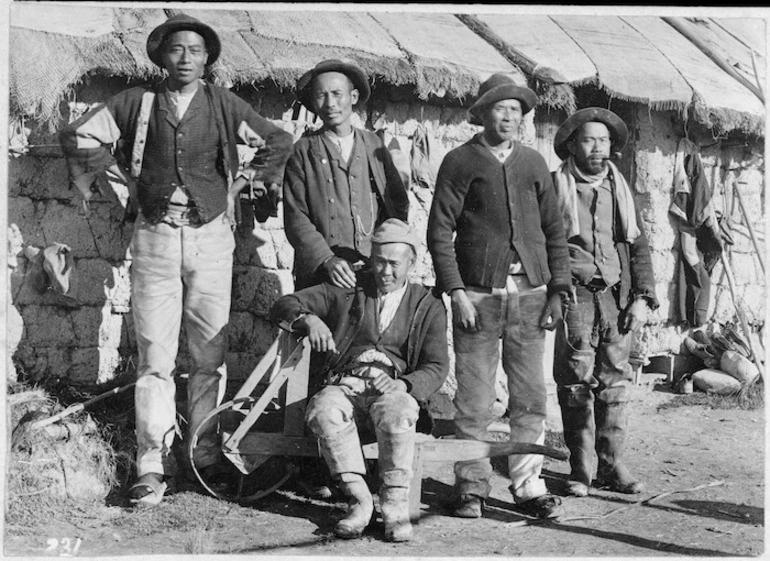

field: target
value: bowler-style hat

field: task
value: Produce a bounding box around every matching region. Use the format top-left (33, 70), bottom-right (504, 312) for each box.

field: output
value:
top-left (553, 107), bottom-right (628, 160)
top-left (468, 74), bottom-right (538, 125)
top-left (372, 219), bottom-right (417, 252)
top-left (146, 13), bottom-right (221, 68)
top-left (296, 59), bottom-right (371, 109)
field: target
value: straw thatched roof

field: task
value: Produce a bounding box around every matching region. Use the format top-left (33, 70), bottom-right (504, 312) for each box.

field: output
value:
top-left (9, 4), bottom-right (766, 137)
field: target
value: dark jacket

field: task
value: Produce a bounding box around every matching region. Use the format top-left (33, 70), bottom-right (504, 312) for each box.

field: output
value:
top-left (428, 135), bottom-right (571, 296)
top-left (60, 81), bottom-right (293, 224)
top-left (616, 214), bottom-right (659, 311)
top-left (270, 276), bottom-right (448, 403)
top-left (283, 128), bottom-right (410, 288)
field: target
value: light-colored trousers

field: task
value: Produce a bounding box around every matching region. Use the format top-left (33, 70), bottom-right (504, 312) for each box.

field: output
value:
top-left (130, 212), bottom-right (234, 477)
top-left (453, 274), bottom-right (549, 503)
top-left (305, 377), bottom-right (419, 486)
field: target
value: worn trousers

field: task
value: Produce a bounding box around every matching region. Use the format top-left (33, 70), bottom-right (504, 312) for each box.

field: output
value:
top-left (305, 377), bottom-right (419, 486)
top-left (130, 212), bottom-right (234, 477)
top-left (553, 284), bottom-right (633, 411)
top-left (553, 284), bottom-right (634, 481)
top-left (453, 275), bottom-right (548, 503)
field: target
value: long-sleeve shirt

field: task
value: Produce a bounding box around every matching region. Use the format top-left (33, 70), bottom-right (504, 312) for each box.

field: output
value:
top-left (60, 80), bottom-right (293, 224)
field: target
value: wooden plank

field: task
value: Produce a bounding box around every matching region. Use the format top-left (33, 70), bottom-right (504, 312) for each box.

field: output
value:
top-left (417, 439), bottom-right (569, 463)
top-left (283, 337), bottom-right (310, 437)
top-left (229, 433), bottom-right (382, 459)
top-left (410, 444), bottom-right (424, 523)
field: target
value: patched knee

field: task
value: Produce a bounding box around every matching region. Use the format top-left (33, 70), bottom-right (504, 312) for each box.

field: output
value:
top-left (305, 390), bottom-right (353, 435)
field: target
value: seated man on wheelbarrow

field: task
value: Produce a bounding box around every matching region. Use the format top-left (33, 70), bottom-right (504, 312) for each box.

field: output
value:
top-left (270, 218), bottom-right (448, 542)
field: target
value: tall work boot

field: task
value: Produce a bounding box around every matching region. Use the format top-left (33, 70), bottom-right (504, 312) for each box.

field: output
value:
top-left (335, 476), bottom-right (374, 539)
top-left (559, 400), bottom-right (596, 497)
top-left (595, 401), bottom-right (644, 494)
top-left (558, 386), bottom-right (596, 497)
top-left (376, 429), bottom-right (416, 542)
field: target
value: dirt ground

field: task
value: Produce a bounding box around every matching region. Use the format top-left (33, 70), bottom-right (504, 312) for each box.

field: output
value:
top-left (4, 377), bottom-right (765, 558)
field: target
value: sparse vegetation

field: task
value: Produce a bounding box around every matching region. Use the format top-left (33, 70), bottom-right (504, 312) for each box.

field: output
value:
top-left (657, 379), bottom-right (765, 411)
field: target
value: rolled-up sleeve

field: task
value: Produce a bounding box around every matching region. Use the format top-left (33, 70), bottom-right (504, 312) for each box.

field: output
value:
top-left (59, 104), bottom-right (123, 197)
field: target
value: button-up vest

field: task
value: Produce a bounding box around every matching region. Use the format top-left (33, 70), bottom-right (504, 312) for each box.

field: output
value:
top-left (574, 178), bottom-right (622, 286)
top-left (138, 86), bottom-right (228, 223)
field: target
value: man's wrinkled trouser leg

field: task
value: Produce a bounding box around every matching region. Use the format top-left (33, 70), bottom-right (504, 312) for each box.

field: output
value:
top-left (454, 275), bottom-right (548, 503)
top-left (305, 380), bottom-right (419, 484)
top-left (131, 213), bottom-right (234, 477)
top-left (553, 286), bottom-right (633, 479)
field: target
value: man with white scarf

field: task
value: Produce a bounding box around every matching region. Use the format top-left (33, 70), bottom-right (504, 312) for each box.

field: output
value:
top-left (551, 108), bottom-right (658, 498)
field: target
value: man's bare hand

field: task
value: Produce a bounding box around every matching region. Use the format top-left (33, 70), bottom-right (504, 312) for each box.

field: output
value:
top-left (623, 298), bottom-right (649, 333)
top-left (296, 314), bottom-right (337, 353)
top-left (451, 289), bottom-right (479, 332)
top-left (324, 256), bottom-right (357, 288)
top-left (539, 293), bottom-right (565, 330)
top-left (372, 373), bottom-right (408, 394)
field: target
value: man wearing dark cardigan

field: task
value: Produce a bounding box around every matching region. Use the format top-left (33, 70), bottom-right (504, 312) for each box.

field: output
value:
top-left (428, 74), bottom-right (571, 520)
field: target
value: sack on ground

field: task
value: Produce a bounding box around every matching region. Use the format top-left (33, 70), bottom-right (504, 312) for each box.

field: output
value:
top-left (719, 351), bottom-right (759, 385)
top-left (692, 368), bottom-right (741, 395)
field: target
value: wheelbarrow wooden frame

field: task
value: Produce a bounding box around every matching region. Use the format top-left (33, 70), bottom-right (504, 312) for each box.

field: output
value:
top-left (190, 331), bottom-right (567, 521)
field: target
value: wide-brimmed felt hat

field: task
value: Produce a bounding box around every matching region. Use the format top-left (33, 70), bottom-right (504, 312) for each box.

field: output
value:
top-left (296, 59), bottom-right (371, 109)
top-left (554, 107), bottom-right (628, 160)
top-left (146, 13), bottom-right (221, 68)
top-left (468, 73), bottom-right (538, 125)
top-left (372, 219), bottom-right (417, 252)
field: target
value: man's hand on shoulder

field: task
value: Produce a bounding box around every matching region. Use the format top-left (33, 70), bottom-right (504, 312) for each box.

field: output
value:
top-left (323, 256), bottom-right (357, 289)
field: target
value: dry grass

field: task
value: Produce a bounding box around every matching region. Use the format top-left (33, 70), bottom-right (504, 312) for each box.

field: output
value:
top-left (657, 379), bottom-right (765, 412)
top-left (6, 381), bottom-right (122, 534)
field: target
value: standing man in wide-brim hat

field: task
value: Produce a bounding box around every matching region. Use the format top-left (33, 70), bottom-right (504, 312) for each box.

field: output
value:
top-left (428, 73), bottom-right (571, 520)
top-left (60, 12), bottom-right (293, 506)
top-left (283, 58), bottom-right (409, 291)
top-left (551, 107), bottom-right (658, 498)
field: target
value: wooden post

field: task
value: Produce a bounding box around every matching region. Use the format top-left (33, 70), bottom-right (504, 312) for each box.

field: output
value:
top-left (733, 179), bottom-right (765, 275)
top-left (720, 254), bottom-right (764, 381)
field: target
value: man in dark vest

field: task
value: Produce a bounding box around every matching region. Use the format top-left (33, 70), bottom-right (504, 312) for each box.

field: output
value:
top-left (59, 13), bottom-right (293, 506)
top-left (551, 108), bottom-right (658, 497)
top-left (271, 219), bottom-right (448, 542)
top-left (283, 59), bottom-right (409, 290)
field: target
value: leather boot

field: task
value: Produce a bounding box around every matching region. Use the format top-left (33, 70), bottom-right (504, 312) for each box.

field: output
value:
top-left (380, 486), bottom-right (413, 542)
top-left (375, 429), bottom-right (415, 542)
top-left (334, 476), bottom-right (374, 539)
top-left (595, 401), bottom-right (644, 494)
top-left (558, 388), bottom-right (595, 497)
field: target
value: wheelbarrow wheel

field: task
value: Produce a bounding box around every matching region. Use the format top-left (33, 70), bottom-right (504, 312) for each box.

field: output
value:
top-left (189, 397), bottom-right (298, 504)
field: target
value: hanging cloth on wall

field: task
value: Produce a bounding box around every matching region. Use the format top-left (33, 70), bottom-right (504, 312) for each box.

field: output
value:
top-left (669, 138), bottom-right (729, 326)
top-left (410, 123), bottom-right (436, 191)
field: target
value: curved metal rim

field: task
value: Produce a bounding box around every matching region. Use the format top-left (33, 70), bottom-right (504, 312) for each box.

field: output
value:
top-left (188, 397), bottom-right (298, 503)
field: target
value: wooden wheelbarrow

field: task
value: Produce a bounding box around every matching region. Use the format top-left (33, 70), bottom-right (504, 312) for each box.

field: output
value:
top-left (189, 331), bottom-right (568, 520)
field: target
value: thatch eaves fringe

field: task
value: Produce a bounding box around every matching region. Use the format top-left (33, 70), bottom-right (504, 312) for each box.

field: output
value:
top-left (9, 27), bottom-right (151, 129)
top-left (691, 94), bottom-right (766, 139)
top-left (455, 13), bottom-right (577, 113)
